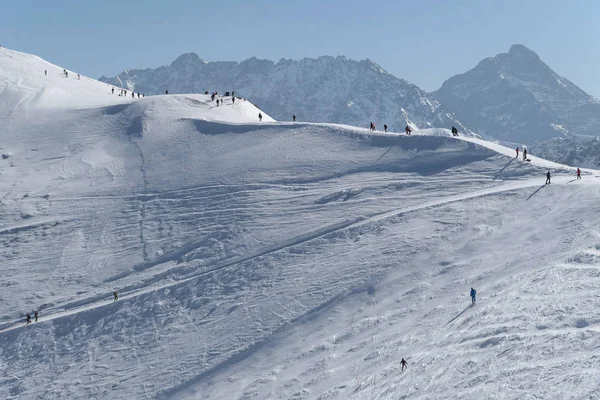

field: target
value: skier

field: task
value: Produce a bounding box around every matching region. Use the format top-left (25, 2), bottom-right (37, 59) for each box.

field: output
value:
top-left (65, 71), bottom-right (68, 78)
top-left (34, 311), bottom-right (38, 322)
top-left (26, 313), bottom-right (31, 325)
top-left (132, 92), bottom-right (135, 98)
top-left (258, 113), bottom-right (263, 121)
top-left (165, 90), bottom-right (168, 95)
top-left (523, 148), bottom-right (527, 161)
top-left (546, 171), bottom-right (551, 185)
top-left (384, 124), bottom-right (388, 133)
top-left (405, 125), bottom-right (412, 135)
top-left (124, 90), bottom-right (127, 97)
top-left (577, 168), bottom-right (581, 180)
top-left (293, 115), bottom-right (296, 122)
top-left (232, 96), bottom-right (235, 104)
top-left (470, 287), bottom-right (476, 304)
top-left (45, 70), bottom-right (47, 76)
top-left (113, 291), bottom-right (119, 301)
top-left (112, 88), bottom-right (114, 94)
top-left (401, 358), bottom-right (408, 372)
top-left (516, 147), bottom-right (519, 158)
top-left (216, 99), bottom-right (220, 106)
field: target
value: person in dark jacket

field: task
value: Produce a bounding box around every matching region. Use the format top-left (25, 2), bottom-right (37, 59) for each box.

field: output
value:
top-left (470, 288), bottom-right (476, 304)
top-left (26, 314), bottom-right (32, 324)
top-left (34, 311), bottom-right (38, 322)
top-left (258, 113), bottom-right (263, 121)
top-left (113, 291), bottom-right (119, 301)
top-left (293, 115), bottom-right (296, 122)
top-left (401, 358), bottom-right (408, 371)
top-left (546, 171), bottom-right (551, 185)
top-left (384, 124), bottom-right (388, 133)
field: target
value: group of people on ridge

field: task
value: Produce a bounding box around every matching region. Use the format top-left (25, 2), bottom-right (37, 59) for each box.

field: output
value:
top-left (367, 123), bottom-right (414, 135)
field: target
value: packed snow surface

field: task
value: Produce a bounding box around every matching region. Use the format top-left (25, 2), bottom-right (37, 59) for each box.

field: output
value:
top-left (2, 47), bottom-right (600, 400)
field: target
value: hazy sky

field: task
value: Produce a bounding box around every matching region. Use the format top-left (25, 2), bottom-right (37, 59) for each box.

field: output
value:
top-left (3, 0), bottom-right (599, 95)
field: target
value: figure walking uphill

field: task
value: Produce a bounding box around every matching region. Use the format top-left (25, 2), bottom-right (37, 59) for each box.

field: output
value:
top-left (113, 291), bottom-right (119, 301)
top-left (546, 171), bottom-right (551, 185)
top-left (470, 287), bottom-right (476, 304)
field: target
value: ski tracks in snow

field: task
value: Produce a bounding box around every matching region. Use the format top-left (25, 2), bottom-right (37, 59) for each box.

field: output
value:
top-left (0, 177), bottom-right (550, 334)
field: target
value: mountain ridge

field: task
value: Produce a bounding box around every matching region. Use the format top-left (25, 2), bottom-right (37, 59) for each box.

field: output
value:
top-left (99, 54), bottom-right (475, 135)
top-left (433, 44), bottom-right (600, 143)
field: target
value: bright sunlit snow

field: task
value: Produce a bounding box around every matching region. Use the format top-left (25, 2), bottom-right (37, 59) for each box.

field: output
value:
top-left (1, 47), bottom-right (600, 400)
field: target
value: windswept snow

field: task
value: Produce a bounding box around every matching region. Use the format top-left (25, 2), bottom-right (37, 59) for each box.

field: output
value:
top-left (2, 47), bottom-right (600, 400)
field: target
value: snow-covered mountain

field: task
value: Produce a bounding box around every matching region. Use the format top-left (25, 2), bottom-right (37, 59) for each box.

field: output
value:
top-left (433, 44), bottom-right (600, 143)
top-left (99, 54), bottom-right (474, 134)
top-left (533, 135), bottom-right (600, 169)
top-left (4, 47), bottom-right (600, 400)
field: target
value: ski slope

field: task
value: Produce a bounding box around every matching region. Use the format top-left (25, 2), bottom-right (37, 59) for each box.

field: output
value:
top-left (2, 47), bottom-right (600, 400)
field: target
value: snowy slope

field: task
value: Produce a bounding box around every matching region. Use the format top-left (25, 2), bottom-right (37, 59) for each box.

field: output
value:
top-left (99, 54), bottom-right (475, 135)
top-left (2, 48), bottom-right (600, 400)
top-left (433, 44), bottom-right (600, 143)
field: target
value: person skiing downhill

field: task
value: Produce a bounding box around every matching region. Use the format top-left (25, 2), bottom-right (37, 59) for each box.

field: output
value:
top-left (26, 314), bottom-right (31, 325)
top-left (577, 168), bottom-right (581, 180)
top-left (546, 171), bottom-right (551, 185)
top-left (470, 288), bottom-right (476, 304)
top-left (401, 358), bottom-right (408, 371)
top-left (516, 147), bottom-right (519, 158)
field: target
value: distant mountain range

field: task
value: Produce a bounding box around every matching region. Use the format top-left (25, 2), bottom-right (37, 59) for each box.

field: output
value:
top-left (99, 55), bottom-right (473, 135)
top-left (100, 45), bottom-right (600, 159)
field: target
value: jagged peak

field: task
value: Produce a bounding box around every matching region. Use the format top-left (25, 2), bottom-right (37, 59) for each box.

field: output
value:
top-left (507, 44), bottom-right (539, 59)
top-left (170, 53), bottom-right (202, 69)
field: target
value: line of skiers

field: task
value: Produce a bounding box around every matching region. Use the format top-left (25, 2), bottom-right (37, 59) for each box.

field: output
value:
top-left (368, 123), bottom-right (414, 135)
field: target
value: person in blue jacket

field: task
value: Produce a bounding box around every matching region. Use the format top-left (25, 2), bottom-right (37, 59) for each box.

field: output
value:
top-left (470, 287), bottom-right (476, 304)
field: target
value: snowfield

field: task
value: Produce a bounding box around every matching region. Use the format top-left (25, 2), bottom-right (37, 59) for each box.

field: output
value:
top-left (1, 47), bottom-right (600, 400)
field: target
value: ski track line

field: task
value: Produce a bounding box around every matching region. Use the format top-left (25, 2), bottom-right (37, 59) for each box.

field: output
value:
top-left (0, 177), bottom-right (548, 334)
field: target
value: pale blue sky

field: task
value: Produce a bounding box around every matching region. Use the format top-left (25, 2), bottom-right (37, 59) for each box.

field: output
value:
top-left (2, 0), bottom-right (599, 95)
